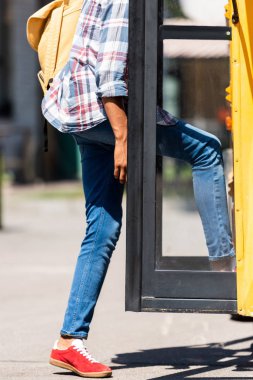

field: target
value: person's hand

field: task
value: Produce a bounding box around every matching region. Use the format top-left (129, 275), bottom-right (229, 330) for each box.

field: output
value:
top-left (102, 96), bottom-right (128, 184)
top-left (114, 137), bottom-right (127, 184)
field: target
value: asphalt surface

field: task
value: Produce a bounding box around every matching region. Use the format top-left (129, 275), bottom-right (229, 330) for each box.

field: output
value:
top-left (1, 182), bottom-right (253, 380)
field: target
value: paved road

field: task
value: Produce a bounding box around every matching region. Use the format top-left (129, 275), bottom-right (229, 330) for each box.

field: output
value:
top-left (1, 183), bottom-right (253, 380)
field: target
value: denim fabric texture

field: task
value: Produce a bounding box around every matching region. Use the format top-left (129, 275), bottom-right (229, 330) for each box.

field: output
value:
top-left (60, 119), bottom-right (235, 339)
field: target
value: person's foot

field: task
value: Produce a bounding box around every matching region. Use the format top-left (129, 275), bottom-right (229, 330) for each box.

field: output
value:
top-left (210, 256), bottom-right (236, 272)
top-left (49, 339), bottom-right (112, 378)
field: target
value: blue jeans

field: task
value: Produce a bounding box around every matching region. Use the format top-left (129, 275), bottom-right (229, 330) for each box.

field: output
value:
top-left (60, 119), bottom-right (235, 339)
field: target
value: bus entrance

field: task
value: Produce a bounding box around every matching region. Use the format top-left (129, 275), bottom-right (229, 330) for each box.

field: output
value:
top-left (126, 0), bottom-right (253, 315)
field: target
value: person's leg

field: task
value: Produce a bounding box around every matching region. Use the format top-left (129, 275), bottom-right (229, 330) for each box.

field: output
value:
top-left (156, 120), bottom-right (235, 267)
top-left (59, 139), bottom-right (124, 343)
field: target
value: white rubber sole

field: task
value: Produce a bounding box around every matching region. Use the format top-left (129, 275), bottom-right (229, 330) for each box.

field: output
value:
top-left (49, 358), bottom-right (112, 378)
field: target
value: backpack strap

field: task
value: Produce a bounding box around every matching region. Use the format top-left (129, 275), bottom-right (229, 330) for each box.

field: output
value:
top-left (43, 118), bottom-right (49, 152)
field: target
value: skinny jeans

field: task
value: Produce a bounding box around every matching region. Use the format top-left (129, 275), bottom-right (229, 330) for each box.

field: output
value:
top-left (60, 119), bottom-right (235, 339)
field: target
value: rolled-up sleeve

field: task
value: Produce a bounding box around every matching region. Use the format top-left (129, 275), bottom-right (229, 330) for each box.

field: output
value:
top-left (95, 0), bottom-right (128, 98)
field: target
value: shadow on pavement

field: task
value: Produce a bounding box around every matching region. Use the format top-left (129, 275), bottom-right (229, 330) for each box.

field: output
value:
top-left (53, 373), bottom-right (76, 377)
top-left (110, 336), bottom-right (253, 379)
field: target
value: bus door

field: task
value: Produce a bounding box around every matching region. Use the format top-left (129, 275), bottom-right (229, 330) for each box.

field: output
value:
top-left (126, 0), bottom-right (253, 316)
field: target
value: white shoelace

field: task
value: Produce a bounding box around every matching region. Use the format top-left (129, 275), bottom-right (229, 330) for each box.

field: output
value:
top-left (73, 346), bottom-right (99, 363)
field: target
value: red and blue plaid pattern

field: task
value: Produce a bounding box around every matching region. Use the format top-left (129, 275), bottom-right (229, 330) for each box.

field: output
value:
top-left (42, 0), bottom-right (177, 132)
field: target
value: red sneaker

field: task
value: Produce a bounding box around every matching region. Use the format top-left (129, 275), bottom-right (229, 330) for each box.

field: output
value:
top-left (49, 339), bottom-right (112, 378)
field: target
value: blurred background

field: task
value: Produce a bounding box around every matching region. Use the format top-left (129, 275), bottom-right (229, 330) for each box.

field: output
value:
top-left (0, 0), bottom-right (79, 185)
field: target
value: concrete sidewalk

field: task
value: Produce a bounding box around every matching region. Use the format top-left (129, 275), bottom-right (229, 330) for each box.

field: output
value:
top-left (1, 182), bottom-right (253, 380)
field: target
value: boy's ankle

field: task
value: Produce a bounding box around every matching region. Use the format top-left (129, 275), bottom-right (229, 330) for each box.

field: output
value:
top-left (57, 336), bottom-right (75, 349)
top-left (210, 256), bottom-right (236, 272)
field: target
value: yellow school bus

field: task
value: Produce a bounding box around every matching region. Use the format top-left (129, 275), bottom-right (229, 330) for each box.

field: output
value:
top-left (227, 0), bottom-right (253, 316)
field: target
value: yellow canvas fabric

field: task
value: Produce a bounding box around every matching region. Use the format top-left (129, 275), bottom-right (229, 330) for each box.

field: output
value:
top-left (27, 0), bottom-right (83, 93)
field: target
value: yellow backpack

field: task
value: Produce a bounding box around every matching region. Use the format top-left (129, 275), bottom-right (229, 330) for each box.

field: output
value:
top-left (26, 0), bottom-right (83, 94)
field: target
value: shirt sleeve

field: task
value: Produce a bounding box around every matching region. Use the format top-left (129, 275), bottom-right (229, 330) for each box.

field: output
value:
top-left (95, 0), bottom-right (129, 98)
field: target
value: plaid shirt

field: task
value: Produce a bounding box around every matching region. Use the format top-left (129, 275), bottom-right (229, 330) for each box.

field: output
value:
top-left (42, 0), bottom-right (177, 132)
